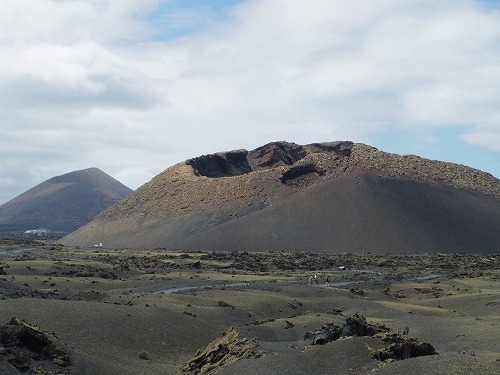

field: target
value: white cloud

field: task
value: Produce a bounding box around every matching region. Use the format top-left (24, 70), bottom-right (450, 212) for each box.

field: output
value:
top-left (0, 0), bottom-right (158, 45)
top-left (1, 0), bottom-right (500, 204)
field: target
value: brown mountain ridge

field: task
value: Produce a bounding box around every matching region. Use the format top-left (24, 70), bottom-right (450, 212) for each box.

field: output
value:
top-left (0, 168), bottom-right (132, 237)
top-left (61, 142), bottom-right (500, 253)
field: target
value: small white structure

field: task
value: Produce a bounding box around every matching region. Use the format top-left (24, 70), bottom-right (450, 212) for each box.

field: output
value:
top-left (24, 229), bottom-right (48, 235)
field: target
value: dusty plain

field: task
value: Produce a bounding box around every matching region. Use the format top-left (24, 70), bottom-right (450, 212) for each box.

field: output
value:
top-left (0, 240), bottom-right (498, 374)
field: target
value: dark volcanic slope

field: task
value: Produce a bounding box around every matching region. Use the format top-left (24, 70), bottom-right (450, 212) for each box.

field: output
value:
top-left (0, 168), bottom-right (132, 235)
top-left (61, 142), bottom-right (500, 253)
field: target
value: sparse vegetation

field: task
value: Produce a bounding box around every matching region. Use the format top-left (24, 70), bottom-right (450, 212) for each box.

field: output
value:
top-left (0, 240), bottom-right (498, 374)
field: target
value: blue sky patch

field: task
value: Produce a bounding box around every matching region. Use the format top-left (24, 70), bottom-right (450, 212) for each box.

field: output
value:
top-left (147, 0), bottom-right (245, 41)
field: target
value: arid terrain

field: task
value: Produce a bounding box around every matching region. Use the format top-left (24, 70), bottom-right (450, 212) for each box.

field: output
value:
top-left (0, 240), bottom-right (498, 374)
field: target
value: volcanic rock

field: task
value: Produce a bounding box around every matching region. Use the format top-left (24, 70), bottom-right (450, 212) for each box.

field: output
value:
top-left (371, 332), bottom-right (438, 361)
top-left (304, 314), bottom-right (389, 345)
top-left (178, 327), bottom-right (259, 374)
top-left (0, 317), bottom-right (71, 371)
top-left (305, 314), bottom-right (437, 362)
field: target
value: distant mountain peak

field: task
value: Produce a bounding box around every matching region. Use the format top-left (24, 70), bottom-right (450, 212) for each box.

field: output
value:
top-left (0, 168), bottom-right (132, 238)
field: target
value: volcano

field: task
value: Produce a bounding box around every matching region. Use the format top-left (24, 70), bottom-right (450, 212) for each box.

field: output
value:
top-left (60, 142), bottom-right (500, 253)
top-left (0, 168), bottom-right (132, 238)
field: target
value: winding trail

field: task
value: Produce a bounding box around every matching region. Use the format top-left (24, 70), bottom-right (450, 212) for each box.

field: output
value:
top-left (130, 271), bottom-right (447, 295)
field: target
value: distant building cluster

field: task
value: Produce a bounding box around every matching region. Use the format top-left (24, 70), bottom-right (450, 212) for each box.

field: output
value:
top-left (24, 229), bottom-right (49, 235)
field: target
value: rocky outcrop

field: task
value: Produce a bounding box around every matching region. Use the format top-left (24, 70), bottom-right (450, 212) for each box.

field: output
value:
top-left (178, 327), bottom-right (259, 374)
top-left (0, 317), bottom-right (71, 372)
top-left (304, 314), bottom-right (389, 345)
top-left (248, 141), bottom-right (307, 169)
top-left (280, 162), bottom-right (325, 186)
top-left (188, 150), bottom-right (251, 178)
top-left (305, 314), bottom-right (437, 362)
top-left (304, 141), bottom-right (353, 157)
top-left (371, 332), bottom-right (438, 361)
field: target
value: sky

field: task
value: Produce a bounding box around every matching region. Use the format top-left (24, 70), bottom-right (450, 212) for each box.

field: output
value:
top-left (1, 0), bottom-right (500, 205)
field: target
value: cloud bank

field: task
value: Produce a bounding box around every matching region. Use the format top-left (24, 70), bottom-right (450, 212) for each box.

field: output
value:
top-left (1, 0), bottom-right (499, 204)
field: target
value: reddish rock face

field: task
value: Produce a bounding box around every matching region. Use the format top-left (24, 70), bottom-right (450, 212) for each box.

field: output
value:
top-left (248, 141), bottom-right (308, 169)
